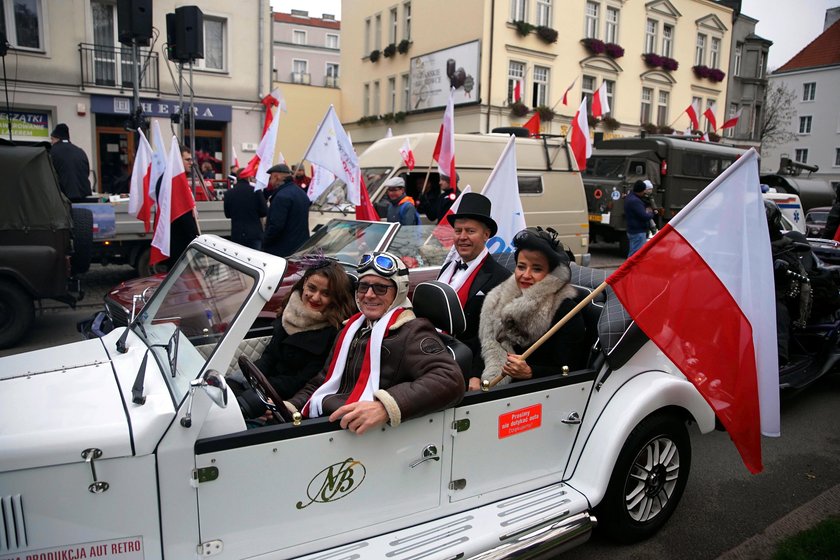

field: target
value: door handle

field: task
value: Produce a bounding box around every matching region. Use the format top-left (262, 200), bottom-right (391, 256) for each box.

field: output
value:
top-left (410, 444), bottom-right (440, 468)
top-left (561, 412), bottom-right (582, 425)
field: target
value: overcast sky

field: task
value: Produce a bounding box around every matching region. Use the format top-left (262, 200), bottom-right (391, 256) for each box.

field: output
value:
top-left (269, 0), bottom-right (839, 71)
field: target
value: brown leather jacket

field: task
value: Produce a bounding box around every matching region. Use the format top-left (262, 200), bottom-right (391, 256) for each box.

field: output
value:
top-left (289, 309), bottom-right (465, 426)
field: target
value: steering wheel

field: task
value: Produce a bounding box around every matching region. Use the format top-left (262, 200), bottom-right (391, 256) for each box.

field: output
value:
top-left (237, 355), bottom-right (294, 424)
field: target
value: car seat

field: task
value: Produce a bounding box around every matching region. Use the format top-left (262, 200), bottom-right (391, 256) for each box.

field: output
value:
top-left (411, 281), bottom-right (473, 378)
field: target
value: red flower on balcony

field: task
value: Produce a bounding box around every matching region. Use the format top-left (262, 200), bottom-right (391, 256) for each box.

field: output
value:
top-left (581, 38), bottom-right (606, 55)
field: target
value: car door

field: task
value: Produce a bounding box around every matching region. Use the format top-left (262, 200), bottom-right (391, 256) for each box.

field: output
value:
top-left (193, 412), bottom-right (449, 559)
top-left (448, 374), bottom-right (595, 502)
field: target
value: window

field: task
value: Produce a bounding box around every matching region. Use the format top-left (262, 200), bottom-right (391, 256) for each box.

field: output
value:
top-left (834, 148), bottom-right (840, 167)
top-left (326, 63), bottom-right (339, 87)
top-left (537, 0), bottom-right (552, 28)
top-left (511, 0), bottom-right (526, 22)
top-left (364, 18), bottom-right (371, 54)
top-left (705, 99), bottom-right (715, 132)
top-left (734, 43), bottom-right (742, 76)
top-left (662, 24), bottom-right (673, 57)
top-left (605, 80), bottom-right (615, 112)
top-left (197, 17), bottom-right (226, 70)
top-left (795, 149), bottom-right (809, 164)
top-left (695, 34), bottom-right (706, 66)
top-left (584, 2), bottom-right (599, 39)
top-left (803, 82), bottom-right (816, 101)
top-left (401, 73), bottom-right (410, 112)
top-left (640, 87), bottom-right (653, 124)
top-left (508, 60), bottom-right (525, 103)
top-left (799, 116), bottom-right (813, 134)
top-left (388, 77), bottom-right (396, 113)
top-left (326, 33), bottom-right (339, 49)
top-left (725, 103), bottom-right (738, 137)
top-left (292, 59), bottom-right (309, 83)
top-left (645, 19), bottom-right (657, 53)
top-left (363, 83), bottom-right (370, 116)
top-left (403, 2), bottom-right (411, 41)
top-left (292, 30), bottom-right (306, 45)
top-left (533, 65), bottom-right (549, 107)
top-left (373, 81), bottom-right (380, 116)
top-left (1, 0), bottom-right (43, 49)
top-left (605, 7), bottom-right (619, 43)
top-left (582, 75), bottom-right (595, 112)
top-left (710, 37), bottom-right (720, 69)
top-left (374, 13), bottom-right (381, 50)
top-left (656, 91), bottom-right (669, 126)
top-left (389, 7), bottom-right (398, 44)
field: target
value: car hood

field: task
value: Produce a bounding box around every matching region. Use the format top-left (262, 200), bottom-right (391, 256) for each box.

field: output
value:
top-left (0, 335), bottom-right (174, 473)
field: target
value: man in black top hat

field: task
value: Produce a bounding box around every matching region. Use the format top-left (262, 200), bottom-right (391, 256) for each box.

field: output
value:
top-left (437, 192), bottom-right (511, 379)
top-left (262, 163), bottom-right (311, 257)
top-left (49, 123), bottom-right (92, 202)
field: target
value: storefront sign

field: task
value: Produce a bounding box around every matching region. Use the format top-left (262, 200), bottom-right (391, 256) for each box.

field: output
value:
top-left (409, 40), bottom-right (480, 111)
top-left (90, 94), bottom-right (231, 122)
top-left (0, 110), bottom-right (50, 139)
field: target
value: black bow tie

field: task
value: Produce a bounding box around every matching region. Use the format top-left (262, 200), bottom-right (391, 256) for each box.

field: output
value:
top-left (455, 260), bottom-right (469, 271)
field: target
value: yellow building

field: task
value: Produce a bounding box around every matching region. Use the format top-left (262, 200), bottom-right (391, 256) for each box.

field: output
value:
top-left (340, 0), bottom-right (733, 150)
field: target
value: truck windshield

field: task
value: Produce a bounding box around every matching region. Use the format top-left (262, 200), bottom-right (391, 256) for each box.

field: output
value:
top-left (133, 247), bottom-right (256, 403)
top-left (584, 157), bottom-right (626, 179)
top-left (309, 167), bottom-right (392, 213)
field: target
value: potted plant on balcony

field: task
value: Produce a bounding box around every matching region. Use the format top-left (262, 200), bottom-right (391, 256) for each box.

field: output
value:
top-left (513, 20), bottom-right (534, 37)
top-left (587, 114), bottom-right (599, 129)
top-left (692, 64), bottom-right (711, 79)
top-left (510, 101), bottom-right (529, 117)
top-left (535, 26), bottom-right (558, 44)
top-left (601, 116), bottom-right (621, 131)
top-left (604, 42), bottom-right (624, 59)
top-left (709, 68), bottom-right (726, 82)
top-left (643, 52), bottom-right (663, 68)
top-left (661, 57), bottom-right (679, 71)
top-left (383, 43), bottom-right (397, 58)
top-left (581, 38), bottom-right (606, 55)
top-left (397, 39), bottom-right (411, 54)
top-left (641, 122), bottom-right (659, 135)
top-left (536, 105), bottom-right (556, 121)
top-left (657, 125), bottom-right (674, 135)
top-left (369, 49), bottom-right (381, 63)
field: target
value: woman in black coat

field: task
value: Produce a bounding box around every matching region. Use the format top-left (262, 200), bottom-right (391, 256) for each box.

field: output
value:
top-left (234, 258), bottom-right (356, 418)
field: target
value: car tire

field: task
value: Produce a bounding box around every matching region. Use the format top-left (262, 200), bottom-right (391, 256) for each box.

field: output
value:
top-left (594, 412), bottom-right (691, 544)
top-left (70, 207), bottom-right (94, 275)
top-left (135, 247), bottom-right (168, 278)
top-left (0, 280), bottom-right (35, 349)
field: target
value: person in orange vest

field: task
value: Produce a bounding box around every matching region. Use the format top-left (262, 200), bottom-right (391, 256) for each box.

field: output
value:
top-left (384, 176), bottom-right (419, 225)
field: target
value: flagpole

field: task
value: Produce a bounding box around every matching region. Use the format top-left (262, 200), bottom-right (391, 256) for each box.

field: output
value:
top-left (483, 281), bottom-right (608, 389)
top-left (420, 159), bottom-right (436, 195)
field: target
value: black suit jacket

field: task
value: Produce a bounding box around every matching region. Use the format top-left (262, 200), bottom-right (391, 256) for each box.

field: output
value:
top-left (438, 255), bottom-right (511, 375)
top-left (224, 179), bottom-right (268, 246)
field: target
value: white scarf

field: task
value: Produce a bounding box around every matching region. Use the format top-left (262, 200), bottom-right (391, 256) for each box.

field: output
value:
top-left (441, 247), bottom-right (489, 293)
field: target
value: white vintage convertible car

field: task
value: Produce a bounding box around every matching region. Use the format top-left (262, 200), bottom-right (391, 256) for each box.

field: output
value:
top-left (0, 235), bottom-right (715, 560)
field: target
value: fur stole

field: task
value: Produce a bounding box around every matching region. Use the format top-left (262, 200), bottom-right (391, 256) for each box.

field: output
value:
top-left (479, 265), bottom-right (577, 380)
top-left (281, 291), bottom-right (332, 335)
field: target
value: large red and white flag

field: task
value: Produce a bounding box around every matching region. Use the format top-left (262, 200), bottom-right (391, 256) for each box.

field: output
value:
top-left (591, 81), bottom-right (610, 118)
top-left (606, 149), bottom-right (778, 474)
top-left (260, 88), bottom-right (287, 136)
top-left (150, 137), bottom-right (196, 266)
top-left (128, 128), bottom-right (154, 233)
top-left (253, 98), bottom-right (283, 191)
top-left (569, 97), bottom-right (592, 172)
top-left (301, 105), bottom-right (362, 206)
top-left (399, 137), bottom-right (416, 170)
top-left (356, 176), bottom-right (380, 221)
top-left (307, 164), bottom-right (336, 202)
top-left (432, 88), bottom-right (457, 186)
top-left (721, 108), bottom-right (743, 130)
top-left (481, 135), bottom-right (527, 254)
top-left (685, 100), bottom-right (700, 131)
top-left (561, 77), bottom-right (577, 106)
top-left (149, 120), bottom-right (168, 202)
top-left (523, 112), bottom-right (541, 137)
top-left (704, 104), bottom-right (718, 131)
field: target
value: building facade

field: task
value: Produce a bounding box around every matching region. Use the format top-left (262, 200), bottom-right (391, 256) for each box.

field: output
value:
top-left (762, 11), bottom-right (840, 185)
top-left (339, 0), bottom-right (735, 151)
top-left (0, 0), bottom-right (272, 194)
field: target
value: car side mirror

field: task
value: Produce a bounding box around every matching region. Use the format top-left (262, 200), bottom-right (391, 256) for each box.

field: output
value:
top-left (180, 369), bottom-right (228, 428)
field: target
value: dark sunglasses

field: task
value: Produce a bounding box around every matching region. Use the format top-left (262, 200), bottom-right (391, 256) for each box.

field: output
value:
top-left (356, 281), bottom-right (395, 296)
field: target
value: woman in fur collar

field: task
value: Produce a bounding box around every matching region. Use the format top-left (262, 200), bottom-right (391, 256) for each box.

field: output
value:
top-left (233, 258), bottom-right (355, 419)
top-left (473, 227), bottom-right (586, 389)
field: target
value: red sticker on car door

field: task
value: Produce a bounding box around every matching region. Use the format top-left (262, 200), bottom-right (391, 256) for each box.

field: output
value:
top-left (498, 404), bottom-right (542, 438)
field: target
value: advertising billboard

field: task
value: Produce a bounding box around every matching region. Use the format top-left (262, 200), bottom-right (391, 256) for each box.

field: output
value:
top-left (409, 40), bottom-right (480, 111)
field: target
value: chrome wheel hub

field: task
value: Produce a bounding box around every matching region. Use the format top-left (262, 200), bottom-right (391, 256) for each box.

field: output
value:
top-left (624, 436), bottom-right (680, 522)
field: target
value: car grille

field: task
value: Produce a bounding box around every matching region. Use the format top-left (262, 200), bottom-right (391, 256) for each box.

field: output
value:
top-left (105, 295), bottom-right (130, 328)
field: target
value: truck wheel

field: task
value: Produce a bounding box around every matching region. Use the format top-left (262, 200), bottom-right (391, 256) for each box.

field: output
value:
top-left (70, 207), bottom-right (94, 275)
top-left (594, 412), bottom-right (691, 543)
top-left (136, 247), bottom-right (168, 278)
top-left (0, 280), bottom-right (35, 349)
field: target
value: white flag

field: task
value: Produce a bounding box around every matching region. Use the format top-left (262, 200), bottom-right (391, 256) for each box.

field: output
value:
top-left (301, 105), bottom-right (361, 206)
top-left (480, 135), bottom-right (526, 254)
top-left (254, 100), bottom-right (283, 191)
top-left (307, 163), bottom-right (336, 202)
top-left (149, 120), bottom-right (168, 201)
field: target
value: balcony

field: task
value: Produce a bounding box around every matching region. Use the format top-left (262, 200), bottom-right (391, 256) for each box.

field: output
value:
top-left (325, 75), bottom-right (339, 88)
top-left (291, 72), bottom-right (311, 84)
top-left (79, 43), bottom-right (159, 94)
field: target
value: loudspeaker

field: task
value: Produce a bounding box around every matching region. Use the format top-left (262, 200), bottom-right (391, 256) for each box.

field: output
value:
top-left (175, 6), bottom-right (204, 62)
top-left (117, 0), bottom-right (152, 46)
top-left (165, 12), bottom-right (180, 62)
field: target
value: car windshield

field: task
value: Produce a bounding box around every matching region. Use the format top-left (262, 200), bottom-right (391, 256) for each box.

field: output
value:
top-left (132, 247), bottom-right (257, 403)
top-left (387, 225), bottom-right (454, 269)
top-left (309, 167), bottom-right (392, 213)
top-left (290, 219), bottom-right (394, 265)
top-left (584, 157), bottom-right (626, 179)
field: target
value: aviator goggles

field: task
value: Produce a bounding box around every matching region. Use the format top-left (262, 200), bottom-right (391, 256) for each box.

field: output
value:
top-left (357, 252), bottom-right (408, 278)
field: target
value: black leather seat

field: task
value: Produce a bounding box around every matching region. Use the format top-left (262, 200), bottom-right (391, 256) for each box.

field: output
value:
top-left (411, 281), bottom-right (474, 377)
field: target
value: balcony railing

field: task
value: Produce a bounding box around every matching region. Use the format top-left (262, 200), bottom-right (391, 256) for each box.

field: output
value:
top-left (291, 72), bottom-right (311, 84)
top-left (325, 75), bottom-right (339, 88)
top-left (79, 43), bottom-right (159, 94)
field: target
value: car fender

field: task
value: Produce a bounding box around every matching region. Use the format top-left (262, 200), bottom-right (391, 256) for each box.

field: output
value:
top-left (565, 370), bottom-right (715, 508)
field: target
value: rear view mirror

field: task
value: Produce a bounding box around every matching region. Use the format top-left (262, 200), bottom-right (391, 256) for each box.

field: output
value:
top-left (634, 165), bottom-right (644, 175)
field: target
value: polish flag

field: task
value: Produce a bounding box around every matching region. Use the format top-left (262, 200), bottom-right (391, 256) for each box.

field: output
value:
top-left (355, 176), bottom-right (380, 221)
top-left (431, 185), bottom-right (473, 260)
top-left (513, 79), bottom-right (522, 103)
top-left (150, 137), bottom-right (196, 266)
top-left (606, 149), bottom-right (778, 474)
top-left (301, 105), bottom-right (361, 205)
top-left (685, 101), bottom-right (700, 131)
top-left (399, 137), bottom-right (416, 171)
top-left (240, 98), bottom-right (283, 190)
top-left (704, 104), bottom-right (718, 131)
top-left (432, 88), bottom-right (457, 187)
top-left (569, 97), bottom-right (592, 172)
top-left (561, 77), bottom-right (577, 106)
top-left (231, 144), bottom-right (240, 168)
top-left (260, 88), bottom-right (287, 136)
top-left (480, 135), bottom-right (527, 254)
top-left (128, 129), bottom-right (154, 233)
top-left (721, 108), bottom-right (743, 130)
top-left (591, 81), bottom-right (610, 118)
top-left (523, 112), bottom-right (541, 137)
top-left (149, 120), bottom-right (168, 202)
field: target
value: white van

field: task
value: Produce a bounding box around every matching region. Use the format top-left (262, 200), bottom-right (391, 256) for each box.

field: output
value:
top-left (309, 131), bottom-right (591, 264)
